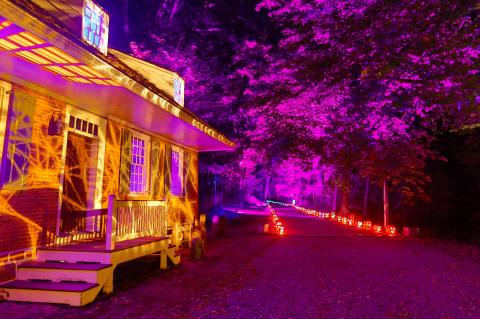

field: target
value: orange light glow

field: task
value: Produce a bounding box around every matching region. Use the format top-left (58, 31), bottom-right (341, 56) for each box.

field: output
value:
top-left (64, 65), bottom-right (97, 77)
top-left (80, 65), bottom-right (105, 78)
top-left (89, 78), bottom-right (110, 85)
top-left (387, 225), bottom-right (397, 236)
top-left (67, 77), bottom-right (92, 84)
top-left (364, 220), bottom-right (372, 230)
top-left (44, 65), bottom-right (77, 77)
top-left (0, 21), bottom-right (117, 86)
top-left (15, 50), bottom-right (50, 64)
top-left (8, 33), bottom-right (40, 47)
top-left (33, 47), bottom-right (72, 64)
top-left (43, 46), bottom-right (80, 63)
top-left (17, 32), bottom-right (45, 45)
top-left (0, 20), bottom-right (12, 30)
top-left (0, 38), bottom-right (19, 50)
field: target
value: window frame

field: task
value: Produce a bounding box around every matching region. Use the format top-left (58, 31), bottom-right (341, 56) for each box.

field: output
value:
top-left (0, 89), bottom-right (35, 190)
top-left (170, 145), bottom-right (184, 196)
top-left (129, 130), bottom-right (150, 195)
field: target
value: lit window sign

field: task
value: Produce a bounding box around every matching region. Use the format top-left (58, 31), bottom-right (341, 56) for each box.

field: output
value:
top-left (82, 0), bottom-right (109, 55)
top-left (173, 76), bottom-right (184, 106)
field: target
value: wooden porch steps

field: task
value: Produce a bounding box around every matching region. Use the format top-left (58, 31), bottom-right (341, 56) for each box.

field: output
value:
top-left (0, 237), bottom-right (180, 306)
top-left (0, 280), bottom-right (101, 306)
top-left (17, 261), bottom-right (113, 283)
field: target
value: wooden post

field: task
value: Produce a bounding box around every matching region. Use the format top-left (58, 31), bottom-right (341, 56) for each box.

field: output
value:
top-left (106, 194), bottom-right (116, 250)
top-left (102, 272), bottom-right (114, 294)
top-left (160, 251), bottom-right (168, 269)
top-left (383, 179), bottom-right (389, 229)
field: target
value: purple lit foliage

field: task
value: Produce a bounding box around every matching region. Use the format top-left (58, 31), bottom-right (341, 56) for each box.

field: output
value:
top-left (103, 0), bottom-right (480, 216)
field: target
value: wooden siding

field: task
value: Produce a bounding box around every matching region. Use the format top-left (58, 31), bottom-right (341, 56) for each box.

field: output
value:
top-left (0, 81), bottom-right (199, 283)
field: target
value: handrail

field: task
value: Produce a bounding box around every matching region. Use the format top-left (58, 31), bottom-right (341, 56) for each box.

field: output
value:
top-left (106, 194), bottom-right (168, 250)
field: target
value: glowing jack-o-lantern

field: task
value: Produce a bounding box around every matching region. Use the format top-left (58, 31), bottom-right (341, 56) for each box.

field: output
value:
top-left (374, 225), bottom-right (382, 233)
top-left (325, 213), bottom-right (330, 219)
top-left (337, 216), bottom-right (342, 223)
top-left (387, 225), bottom-right (396, 235)
top-left (331, 213), bottom-right (336, 219)
top-left (342, 217), bottom-right (348, 225)
top-left (347, 219), bottom-right (354, 226)
top-left (357, 221), bottom-right (363, 228)
top-left (364, 220), bottom-right (372, 230)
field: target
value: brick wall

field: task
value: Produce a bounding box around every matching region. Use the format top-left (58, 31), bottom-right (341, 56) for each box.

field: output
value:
top-left (0, 82), bottom-right (65, 282)
top-left (101, 120), bottom-right (122, 206)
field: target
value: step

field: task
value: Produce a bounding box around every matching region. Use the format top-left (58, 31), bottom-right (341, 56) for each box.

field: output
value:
top-left (36, 249), bottom-right (111, 264)
top-left (17, 261), bottom-right (113, 284)
top-left (0, 280), bottom-right (100, 306)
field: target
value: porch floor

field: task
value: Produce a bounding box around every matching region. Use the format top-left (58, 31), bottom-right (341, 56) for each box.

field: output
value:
top-left (42, 236), bottom-right (169, 252)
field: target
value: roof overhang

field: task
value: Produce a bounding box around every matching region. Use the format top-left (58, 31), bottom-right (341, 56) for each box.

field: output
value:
top-left (0, 0), bottom-right (234, 152)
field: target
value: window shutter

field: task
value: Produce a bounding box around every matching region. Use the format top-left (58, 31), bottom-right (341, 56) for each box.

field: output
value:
top-left (183, 151), bottom-right (190, 197)
top-left (1, 91), bottom-right (35, 190)
top-left (118, 128), bottom-right (132, 195)
top-left (150, 140), bottom-right (165, 197)
top-left (164, 144), bottom-right (172, 194)
top-left (158, 141), bottom-right (165, 197)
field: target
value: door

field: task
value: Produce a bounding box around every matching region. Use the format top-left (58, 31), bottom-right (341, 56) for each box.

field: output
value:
top-left (60, 132), bottom-right (93, 233)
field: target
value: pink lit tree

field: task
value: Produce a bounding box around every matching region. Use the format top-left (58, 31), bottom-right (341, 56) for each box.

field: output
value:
top-left (109, 0), bottom-right (480, 220)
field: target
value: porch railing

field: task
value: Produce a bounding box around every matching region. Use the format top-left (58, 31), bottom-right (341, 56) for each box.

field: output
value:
top-left (45, 209), bottom-right (107, 246)
top-left (105, 194), bottom-right (168, 250)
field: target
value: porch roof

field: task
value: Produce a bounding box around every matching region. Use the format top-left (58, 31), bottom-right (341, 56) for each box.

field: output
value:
top-left (0, 0), bottom-right (234, 152)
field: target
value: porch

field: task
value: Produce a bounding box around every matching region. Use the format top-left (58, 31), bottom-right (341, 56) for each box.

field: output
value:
top-left (0, 196), bottom-right (184, 306)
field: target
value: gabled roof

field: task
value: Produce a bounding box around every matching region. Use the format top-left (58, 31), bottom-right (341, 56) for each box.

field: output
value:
top-left (109, 49), bottom-right (185, 107)
top-left (0, 0), bottom-right (234, 151)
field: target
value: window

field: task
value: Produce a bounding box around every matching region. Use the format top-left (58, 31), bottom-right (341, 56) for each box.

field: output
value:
top-left (129, 132), bottom-right (149, 193)
top-left (1, 91), bottom-right (35, 189)
top-left (171, 147), bottom-right (183, 196)
top-left (68, 115), bottom-right (98, 136)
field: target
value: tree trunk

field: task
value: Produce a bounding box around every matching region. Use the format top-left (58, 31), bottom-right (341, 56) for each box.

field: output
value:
top-left (264, 175), bottom-right (270, 200)
top-left (341, 189), bottom-right (349, 216)
top-left (383, 179), bottom-right (389, 229)
top-left (331, 186), bottom-right (338, 212)
top-left (363, 176), bottom-right (369, 219)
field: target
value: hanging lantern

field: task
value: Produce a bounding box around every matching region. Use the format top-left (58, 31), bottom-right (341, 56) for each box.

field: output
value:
top-left (47, 112), bottom-right (64, 136)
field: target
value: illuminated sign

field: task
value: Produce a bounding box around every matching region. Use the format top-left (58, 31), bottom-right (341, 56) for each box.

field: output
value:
top-left (82, 0), bottom-right (109, 55)
top-left (173, 76), bottom-right (185, 106)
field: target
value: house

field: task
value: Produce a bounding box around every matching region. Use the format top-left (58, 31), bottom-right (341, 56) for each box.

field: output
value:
top-left (0, 0), bottom-right (233, 305)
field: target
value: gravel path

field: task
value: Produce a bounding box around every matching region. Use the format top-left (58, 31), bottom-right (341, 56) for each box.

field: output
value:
top-left (1, 207), bottom-right (480, 319)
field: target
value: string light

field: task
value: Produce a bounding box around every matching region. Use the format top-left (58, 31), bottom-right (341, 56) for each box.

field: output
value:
top-left (279, 201), bottom-right (402, 237)
top-left (267, 204), bottom-right (286, 236)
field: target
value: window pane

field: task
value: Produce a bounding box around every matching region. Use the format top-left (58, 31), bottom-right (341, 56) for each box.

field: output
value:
top-left (129, 134), bottom-right (148, 193)
top-left (1, 92), bottom-right (35, 189)
top-left (171, 149), bottom-right (183, 196)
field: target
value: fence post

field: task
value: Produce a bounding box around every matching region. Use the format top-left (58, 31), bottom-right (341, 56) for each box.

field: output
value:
top-left (106, 194), bottom-right (116, 250)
